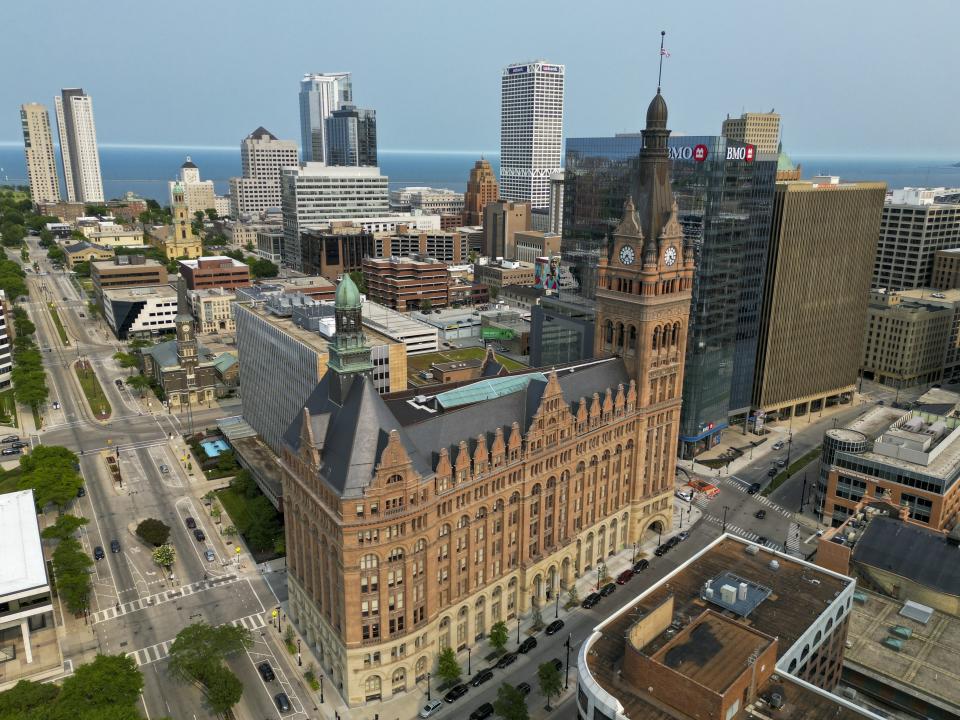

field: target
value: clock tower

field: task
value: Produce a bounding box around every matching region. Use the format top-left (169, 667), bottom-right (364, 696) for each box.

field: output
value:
top-left (593, 86), bottom-right (694, 509)
top-left (175, 275), bottom-right (198, 378)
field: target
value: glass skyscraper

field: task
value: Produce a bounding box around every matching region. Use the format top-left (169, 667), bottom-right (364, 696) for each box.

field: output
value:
top-left (299, 72), bottom-right (353, 163)
top-left (325, 105), bottom-right (378, 167)
top-left (563, 134), bottom-right (777, 456)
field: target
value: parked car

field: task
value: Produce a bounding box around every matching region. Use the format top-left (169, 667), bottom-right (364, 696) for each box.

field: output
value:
top-left (772, 441), bottom-right (784, 450)
top-left (205, 549), bottom-right (216, 562)
top-left (776, 459), bottom-right (787, 468)
top-left (257, 661), bottom-right (275, 682)
top-left (10, 442), bottom-right (27, 449)
top-left (756, 536), bottom-right (768, 546)
top-left (654, 545), bottom-right (668, 557)
top-left (548, 658), bottom-right (563, 672)
top-left (470, 669), bottom-right (494, 687)
top-left (665, 536), bottom-right (680, 549)
top-left (766, 468), bottom-right (777, 478)
top-left (632, 559), bottom-right (650, 573)
top-left (193, 528), bottom-right (206, 542)
top-left (581, 593), bottom-right (601, 609)
top-left (545, 619), bottom-right (565, 636)
top-left (496, 652), bottom-right (518, 669)
top-left (274, 692), bottom-right (291, 713)
top-left (76, 486), bottom-right (86, 497)
top-left (52, 401), bottom-right (60, 410)
top-left (110, 540), bottom-right (121, 553)
top-left (185, 517), bottom-right (196, 529)
top-left (518, 636), bottom-right (538, 654)
top-left (159, 464), bottom-right (169, 474)
top-left (2, 448), bottom-right (21, 456)
top-left (470, 703), bottom-right (494, 720)
top-left (749, 481), bottom-right (763, 493)
top-left (516, 682), bottom-right (531, 696)
top-left (419, 699), bottom-right (443, 718)
top-left (616, 569), bottom-right (634, 585)
top-left (443, 683), bottom-right (469, 703)
top-left (754, 509), bottom-right (767, 520)
top-left (600, 582), bottom-right (616, 597)
top-left (674, 489), bottom-right (693, 502)
top-left (115, 379), bottom-right (124, 387)
top-left (1, 435), bottom-right (19, 443)
top-left (94, 546), bottom-right (105, 560)
top-left (676, 531), bottom-right (689, 542)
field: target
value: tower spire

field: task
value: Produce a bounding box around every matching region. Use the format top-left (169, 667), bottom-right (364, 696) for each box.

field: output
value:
top-left (657, 30), bottom-right (666, 92)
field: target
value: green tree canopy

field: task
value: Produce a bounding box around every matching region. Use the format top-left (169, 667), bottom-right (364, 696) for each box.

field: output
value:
top-left (84, 205), bottom-right (109, 217)
top-left (52, 538), bottom-right (92, 613)
top-left (152, 544), bottom-right (176, 568)
top-left (537, 661), bottom-right (564, 711)
top-left (127, 374), bottom-right (151, 396)
top-left (136, 518), bottom-right (170, 546)
top-left (41, 514), bottom-right (89, 541)
top-left (205, 208), bottom-right (219, 221)
top-left (202, 663), bottom-right (243, 716)
top-left (348, 270), bottom-right (367, 293)
top-left (437, 646), bottom-right (461, 685)
top-left (489, 620), bottom-right (509, 654)
top-left (249, 258), bottom-right (279, 279)
top-left (19, 446), bottom-right (82, 512)
top-left (54, 654), bottom-right (143, 718)
top-left (494, 683), bottom-right (530, 720)
top-left (0, 679), bottom-right (59, 720)
top-left (420, 298), bottom-right (432, 313)
top-left (1, 223), bottom-right (26, 247)
top-left (167, 622), bottom-right (252, 685)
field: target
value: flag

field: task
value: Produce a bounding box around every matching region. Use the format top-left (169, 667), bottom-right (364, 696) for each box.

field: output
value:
top-left (660, 48), bottom-right (671, 57)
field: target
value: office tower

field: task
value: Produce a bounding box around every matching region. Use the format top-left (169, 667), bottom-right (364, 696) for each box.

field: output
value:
top-left (54, 88), bottom-right (104, 203)
top-left (168, 157), bottom-right (215, 216)
top-left (325, 105), bottom-right (377, 167)
top-left (721, 110), bottom-right (781, 154)
top-left (362, 255), bottom-right (451, 310)
top-left (563, 133), bottom-right (777, 455)
top-left (463, 158), bottom-right (499, 225)
top-left (482, 199), bottom-right (530, 258)
top-left (228, 127), bottom-right (299, 219)
top-left (280, 164), bottom-right (389, 271)
top-left (299, 72), bottom-right (352, 163)
top-left (753, 178), bottom-right (886, 419)
top-left (19, 103), bottom-right (61, 204)
top-left (0, 291), bottom-right (11, 388)
top-left (874, 192), bottom-right (960, 290)
top-left (500, 61), bottom-right (564, 209)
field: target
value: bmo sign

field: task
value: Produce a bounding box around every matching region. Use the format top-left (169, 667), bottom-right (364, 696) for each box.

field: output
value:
top-left (668, 144), bottom-right (709, 162)
top-left (726, 144), bottom-right (755, 162)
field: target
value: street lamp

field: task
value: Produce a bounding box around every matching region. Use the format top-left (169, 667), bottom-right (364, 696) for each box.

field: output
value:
top-left (722, 505), bottom-right (730, 534)
top-left (297, 638), bottom-right (301, 667)
top-left (517, 617), bottom-right (521, 645)
top-left (555, 590), bottom-right (560, 619)
top-left (467, 647), bottom-right (472, 675)
top-left (426, 672), bottom-right (431, 701)
top-left (799, 473), bottom-right (807, 513)
top-left (320, 674), bottom-right (324, 704)
top-left (631, 542), bottom-right (637, 564)
top-left (564, 633), bottom-right (572, 689)
top-left (276, 606), bottom-right (282, 633)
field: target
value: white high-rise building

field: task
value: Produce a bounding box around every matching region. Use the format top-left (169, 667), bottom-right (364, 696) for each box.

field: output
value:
top-left (228, 127), bottom-right (299, 219)
top-left (168, 157), bottom-right (215, 217)
top-left (54, 88), bottom-right (104, 203)
top-left (500, 61), bottom-right (564, 209)
top-left (299, 72), bottom-right (352, 163)
top-left (19, 103), bottom-right (61, 204)
top-left (280, 164), bottom-right (389, 270)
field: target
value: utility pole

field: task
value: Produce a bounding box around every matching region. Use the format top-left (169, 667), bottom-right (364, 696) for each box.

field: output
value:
top-left (564, 633), bottom-right (572, 689)
top-left (722, 505), bottom-right (729, 533)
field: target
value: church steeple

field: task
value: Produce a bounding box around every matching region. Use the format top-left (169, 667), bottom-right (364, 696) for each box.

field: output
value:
top-left (327, 274), bottom-right (373, 405)
top-left (175, 275), bottom-right (198, 374)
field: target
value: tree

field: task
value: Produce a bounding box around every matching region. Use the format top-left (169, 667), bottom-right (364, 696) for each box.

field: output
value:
top-left (494, 683), bottom-right (530, 720)
top-left (348, 270), bottom-right (367, 293)
top-left (130, 338), bottom-right (153, 349)
top-left (489, 286), bottom-right (499, 300)
top-left (152, 544), bottom-right (176, 568)
top-left (41, 514), bottom-right (89, 541)
top-left (537, 661), bottom-right (564, 711)
top-left (437, 646), bottom-right (461, 685)
top-left (113, 351), bottom-right (139, 374)
top-left (127, 374), bottom-right (151, 397)
top-left (420, 298), bottom-right (432, 313)
top-left (530, 605), bottom-right (544, 631)
top-left (244, 496), bottom-right (280, 552)
top-left (84, 205), bottom-right (109, 217)
top-left (167, 622), bottom-right (252, 685)
top-left (468, 250), bottom-right (478, 264)
top-left (136, 518), bottom-right (170, 546)
top-left (216, 449), bottom-right (237, 473)
top-left (202, 663), bottom-right (243, 716)
top-left (0, 679), bottom-right (59, 718)
top-left (566, 585), bottom-right (579, 608)
top-left (52, 538), bottom-right (92, 613)
top-left (249, 258), bottom-right (279, 279)
top-left (489, 620), bottom-right (509, 655)
top-left (72, 261), bottom-right (90, 278)
top-left (19, 446), bottom-right (82, 513)
top-left (204, 208), bottom-right (219, 222)
top-left (54, 654), bottom-right (143, 718)
top-left (1, 223), bottom-right (25, 247)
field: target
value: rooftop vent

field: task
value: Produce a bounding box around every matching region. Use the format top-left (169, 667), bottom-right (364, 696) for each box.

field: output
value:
top-left (769, 559), bottom-right (780, 571)
top-left (769, 692), bottom-right (784, 709)
top-left (744, 544), bottom-right (759, 556)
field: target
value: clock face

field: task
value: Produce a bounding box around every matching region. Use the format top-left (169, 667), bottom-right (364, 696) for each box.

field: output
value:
top-left (619, 245), bottom-right (635, 265)
top-left (664, 246), bottom-right (678, 266)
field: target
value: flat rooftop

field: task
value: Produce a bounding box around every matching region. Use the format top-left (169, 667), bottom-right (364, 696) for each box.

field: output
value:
top-left (0, 490), bottom-right (48, 596)
top-left (846, 589), bottom-right (960, 714)
top-left (238, 302), bottom-right (397, 352)
top-left (101, 284), bottom-right (178, 302)
top-left (92, 257), bottom-right (165, 271)
top-left (850, 410), bottom-right (960, 482)
top-left (361, 301), bottom-right (437, 339)
top-left (178, 256), bottom-right (248, 269)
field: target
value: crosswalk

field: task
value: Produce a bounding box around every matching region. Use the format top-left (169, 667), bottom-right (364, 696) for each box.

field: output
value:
top-left (92, 574), bottom-right (240, 624)
top-left (704, 514), bottom-right (804, 556)
top-left (127, 612), bottom-right (268, 667)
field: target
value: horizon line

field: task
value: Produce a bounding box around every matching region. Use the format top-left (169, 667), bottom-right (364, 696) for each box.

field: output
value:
top-left (0, 140), bottom-right (500, 154)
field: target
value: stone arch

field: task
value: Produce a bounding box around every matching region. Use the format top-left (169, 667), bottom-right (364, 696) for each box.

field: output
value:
top-left (652, 326), bottom-right (660, 350)
top-left (532, 573), bottom-right (543, 606)
top-left (491, 585), bottom-right (503, 622)
top-left (584, 534), bottom-right (594, 571)
top-left (561, 556), bottom-right (571, 588)
top-left (616, 322), bottom-right (624, 349)
top-left (575, 538), bottom-right (582, 574)
top-left (596, 526), bottom-right (607, 563)
top-left (641, 514), bottom-right (670, 544)
top-left (627, 324), bottom-right (637, 353)
top-left (474, 596), bottom-right (486, 640)
top-left (605, 320), bottom-right (614, 344)
top-left (391, 667), bottom-right (406, 694)
top-left (415, 655), bottom-right (428, 683)
top-left (546, 565), bottom-right (558, 599)
top-left (620, 512), bottom-right (629, 546)
top-left (672, 322), bottom-right (680, 346)
top-left (364, 674), bottom-right (382, 701)
top-left (507, 577), bottom-right (519, 618)
top-left (609, 518), bottom-right (619, 554)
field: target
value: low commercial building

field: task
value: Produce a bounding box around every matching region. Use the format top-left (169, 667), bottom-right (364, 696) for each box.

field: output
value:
top-left (497, 284), bottom-right (544, 311)
top-left (384, 228), bottom-right (465, 264)
top-left (106, 194), bottom-right (148, 223)
top-left (102, 284), bottom-right (179, 339)
top-left (577, 535), bottom-right (863, 720)
top-left (474, 260), bottom-right (536, 291)
top-left (513, 230), bottom-right (560, 263)
top-left (817, 406), bottom-right (960, 529)
top-left (87, 228), bottom-right (146, 248)
top-left (178, 256), bottom-right (251, 291)
top-left (0, 490), bottom-right (60, 687)
top-left (146, 226), bottom-right (202, 260)
top-left (413, 308), bottom-right (481, 341)
top-left (63, 241), bottom-right (113, 268)
top-left (299, 225), bottom-right (375, 280)
top-left (932, 247), bottom-right (960, 290)
top-left (389, 186), bottom-right (464, 215)
top-left (91, 256), bottom-right (168, 304)
top-left (190, 288), bottom-right (237, 334)
top-left (529, 294), bottom-right (596, 367)
top-left (362, 255), bottom-right (450, 311)
top-left (449, 280), bottom-right (488, 306)
top-left (255, 229), bottom-right (284, 263)
top-left (861, 288), bottom-right (960, 387)
top-left (481, 309), bottom-right (530, 356)
top-left (361, 300), bottom-right (438, 354)
top-left (35, 200), bottom-right (85, 223)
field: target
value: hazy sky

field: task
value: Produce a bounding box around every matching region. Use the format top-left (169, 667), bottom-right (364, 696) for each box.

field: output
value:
top-left (2, 0), bottom-right (956, 157)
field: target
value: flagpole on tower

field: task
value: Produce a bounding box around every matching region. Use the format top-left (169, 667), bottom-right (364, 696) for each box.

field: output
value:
top-left (658, 30), bottom-right (666, 91)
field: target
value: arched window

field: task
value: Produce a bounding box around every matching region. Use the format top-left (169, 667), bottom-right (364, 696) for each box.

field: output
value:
top-left (509, 492), bottom-right (520, 505)
top-left (672, 322), bottom-right (680, 346)
top-left (457, 515), bottom-right (470, 529)
top-left (386, 474), bottom-right (403, 484)
top-left (605, 320), bottom-right (614, 344)
top-left (546, 476), bottom-right (557, 489)
top-left (531, 484), bottom-right (542, 495)
top-left (814, 630), bottom-right (822, 646)
top-left (616, 322), bottom-right (624, 348)
top-left (360, 554), bottom-right (379, 570)
top-left (388, 547), bottom-right (404, 563)
top-left (439, 524), bottom-right (451, 538)
top-left (628, 325), bottom-right (637, 351)
top-left (652, 327), bottom-right (660, 350)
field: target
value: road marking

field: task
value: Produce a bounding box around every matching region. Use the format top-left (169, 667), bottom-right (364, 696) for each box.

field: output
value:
top-left (127, 613), bottom-right (267, 666)
top-left (91, 574), bottom-right (241, 624)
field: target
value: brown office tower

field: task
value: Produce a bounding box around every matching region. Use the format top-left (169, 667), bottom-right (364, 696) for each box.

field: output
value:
top-left (278, 88), bottom-right (694, 708)
top-left (463, 158), bottom-right (499, 226)
top-left (362, 255), bottom-right (450, 310)
top-left (753, 179), bottom-right (886, 419)
top-left (482, 199), bottom-right (530, 258)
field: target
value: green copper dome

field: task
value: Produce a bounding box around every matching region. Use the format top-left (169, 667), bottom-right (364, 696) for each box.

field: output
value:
top-left (335, 274), bottom-right (362, 309)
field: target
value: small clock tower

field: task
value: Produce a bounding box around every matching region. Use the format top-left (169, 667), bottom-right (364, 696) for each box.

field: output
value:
top-left (175, 275), bottom-right (198, 377)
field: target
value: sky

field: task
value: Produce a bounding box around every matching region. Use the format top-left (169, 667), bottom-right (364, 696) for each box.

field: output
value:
top-left (2, 0), bottom-right (957, 157)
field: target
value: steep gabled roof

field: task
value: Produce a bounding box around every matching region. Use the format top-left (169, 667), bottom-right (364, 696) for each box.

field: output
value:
top-left (247, 126), bottom-right (278, 141)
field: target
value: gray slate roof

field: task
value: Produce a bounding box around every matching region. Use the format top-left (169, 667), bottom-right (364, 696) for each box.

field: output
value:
top-left (142, 339), bottom-right (211, 369)
top-left (283, 358), bottom-right (630, 499)
top-left (853, 515), bottom-right (960, 597)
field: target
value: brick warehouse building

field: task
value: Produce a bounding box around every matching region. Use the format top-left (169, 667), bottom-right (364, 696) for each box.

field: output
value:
top-left (279, 87), bottom-right (694, 705)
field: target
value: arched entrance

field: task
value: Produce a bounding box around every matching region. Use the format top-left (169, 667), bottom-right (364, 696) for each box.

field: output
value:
top-left (560, 557), bottom-right (571, 589)
top-left (643, 518), bottom-right (666, 546)
top-left (546, 566), bottom-right (557, 600)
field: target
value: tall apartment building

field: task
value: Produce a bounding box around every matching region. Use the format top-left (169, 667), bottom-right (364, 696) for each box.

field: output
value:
top-left (874, 197), bottom-right (960, 290)
top-left (362, 255), bottom-right (450, 310)
top-left (326, 106), bottom-right (377, 167)
top-left (463, 158), bottom-right (499, 225)
top-left (19, 103), bottom-right (61, 204)
top-left (0, 291), bottom-right (11, 389)
top-left (721, 110), bottom-right (781, 154)
top-left (228, 127), bottom-right (299, 219)
top-left (754, 179), bottom-right (886, 419)
top-left (482, 199), bottom-right (531, 258)
top-left (861, 288), bottom-right (960, 387)
top-left (500, 61), bottom-right (564, 209)
top-left (168, 157), bottom-right (215, 216)
top-left (299, 72), bottom-right (352, 163)
top-left (54, 88), bottom-right (104, 203)
top-left (300, 226), bottom-right (375, 279)
top-left (280, 164), bottom-right (389, 271)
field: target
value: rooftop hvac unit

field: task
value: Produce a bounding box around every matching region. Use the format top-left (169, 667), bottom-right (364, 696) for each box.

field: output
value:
top-left (705, 588), bottom-right (714, 600)
top-left (738, 582), bottom-right (748, 601)
top-left (840, 688), bottom-right (857, 701)
top-left (720, 584), bottom-right (737, 605)
top-left (744, 544), bottom-right (759, 556)
top-left (769, 559), bottom-right (780, 571)
top-left (768, 693), bottom-right (784, 709)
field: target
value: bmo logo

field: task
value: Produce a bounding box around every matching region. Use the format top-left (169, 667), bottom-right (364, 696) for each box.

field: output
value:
top-left (669, 144), bottom-right (710, 162)
top-left (693, 144), bottom-right (708, 162)
top-left (726, 144), bottom-right (755, 162)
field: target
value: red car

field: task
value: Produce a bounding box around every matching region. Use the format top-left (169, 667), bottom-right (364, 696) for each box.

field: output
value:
top-left (616, 569), bottom-right (634, 585)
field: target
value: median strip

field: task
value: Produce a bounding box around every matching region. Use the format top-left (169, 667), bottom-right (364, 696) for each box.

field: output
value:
top-left (762, 445), bottom-right (821, 496)
top-left (48, 303), bottom-right (69, 344)
top-left (74, 360), bottom-right (112, 420)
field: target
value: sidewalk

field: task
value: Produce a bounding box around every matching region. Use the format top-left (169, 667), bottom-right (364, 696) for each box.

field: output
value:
top-left (273, 500), bottom-right (703, 720)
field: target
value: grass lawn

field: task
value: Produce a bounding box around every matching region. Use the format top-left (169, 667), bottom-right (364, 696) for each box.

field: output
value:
top-left (0, 388), bottom-right (18, 428)
top-left (216, 487), bottom-right (253, 531)
top-left (48, 304), bottom-right (69, 344)
top-left (406, 347), bottom-right (526, 384)
top-left (31, 405), bottom-right (42, 430)
top-left (762, 446), bottom-right (821, 496)
top-left (74, 361), bottom-right (111, 419)
top-left (0, 467), bottom-right (23, 495)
